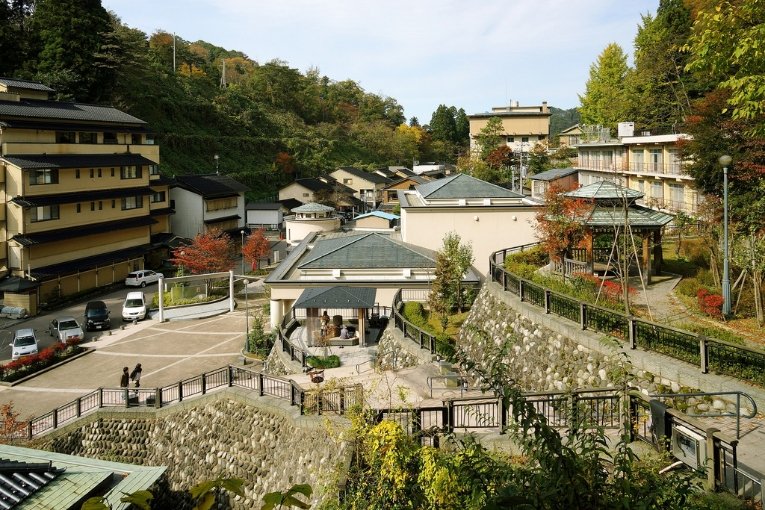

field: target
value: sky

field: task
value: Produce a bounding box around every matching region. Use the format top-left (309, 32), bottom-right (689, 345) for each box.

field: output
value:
top-left (101, 0), bottom-right (660, 123)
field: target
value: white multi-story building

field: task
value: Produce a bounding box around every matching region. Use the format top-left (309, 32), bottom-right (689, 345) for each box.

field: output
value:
top-left (575, 123), bottom-right (698, 215)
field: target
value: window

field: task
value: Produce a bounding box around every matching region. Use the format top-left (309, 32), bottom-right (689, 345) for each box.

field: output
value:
top-left (669, 183), bottom-right (684, 209)
top-left (29, 168), bottom-right (58, 185)
top-left (79, 132), bottom-right (97, 143)
top-left (98, 201), bottom-right (103, 210)
top-left (111, 168), bottom-right (115, 177)
top-left (651, 180), bottom-right (664, 203)
top-left (75, 169), bottom-right (80, 179)
top-left (631, 150), bottom-right (644, 173)
top-left (76, 204), bottom-right (81, 213)
top-left (302, 192), bottom-right (309, 197)
top-left (90, 168), bottom-right (94, 178)
top-left (650, 149), bottom-right (663, 173)
top-left (98, 168), bottom-right (102, 177)
top-left (151, 191), bottom-right (166, 203)
top-left (637, 180), bottom-right (645, 193)
top-left (91, 202), bottom-right (95, 211)
top-left (31, 205), bottom-right (59, 222)
top-left (103, 132), bottom-right (118, 144)
top-left (205, 196), bottom-right (237, 211)
top-left (121, 166), bottom-right (142, 179)
top-left (112, 200), bottom-right (116, 208)
top-left (521, 136), bottom-right (529, 143)
top-left (55, 131), bottom-right (76, 143)
top-left (149, 164), bottom-right (160, 176)
top-left (131, 134), bottom-right (142, 144)
top-left (122, 196), bottom-right (143, 210)
top-left (507, 136), bottom-right (514, 143)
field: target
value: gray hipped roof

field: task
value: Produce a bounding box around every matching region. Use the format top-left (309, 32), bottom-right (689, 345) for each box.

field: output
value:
top-left (530, 167), bottom-right (578, 181)
top-left (293, 286), bottom-right (377, 309)
top-left (564, 180), bottom-right (643, 201)
top-left (417, 173), bottom-right (523, 199)
top-left (299, 233), bottom-right (435, 269)
top-left (0, 77), bottom-right (55, 92)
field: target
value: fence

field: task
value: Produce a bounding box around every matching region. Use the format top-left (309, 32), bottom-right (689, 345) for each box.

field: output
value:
top-left (391, 290), bottom-right (441, 356)
top-left (490, 246), bottom-right (765, 388)
top-left (25, 365), bottom-right (363, 439)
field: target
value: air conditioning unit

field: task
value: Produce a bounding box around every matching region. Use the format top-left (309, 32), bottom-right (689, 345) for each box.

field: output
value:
top-left (332, 269), bottom-right (341, 278)
top-left (483, 198), bottom-right (492, 206)
top-left (458, 199), bottom-right (466, 206)
top-left (671, 425), bottom-right (707, 469)
top-left (402, 268), bottom-right (411, 278)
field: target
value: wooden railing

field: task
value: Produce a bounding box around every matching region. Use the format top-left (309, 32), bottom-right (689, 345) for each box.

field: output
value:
top-left (25, 365), bottom-right (363, 439)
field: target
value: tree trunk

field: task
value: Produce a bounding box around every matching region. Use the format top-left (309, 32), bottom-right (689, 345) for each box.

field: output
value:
top-left (753, 268), bottom-right (763, 326)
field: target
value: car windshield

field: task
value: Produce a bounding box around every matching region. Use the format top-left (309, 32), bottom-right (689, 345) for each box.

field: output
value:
top-left (14, 336), bottom-right (35, 346)
top-left (126, 299), bottom-right (143, 307)
top-left (59, 320), bottom-right (79, 330)
top-left (87, 306), bottom-right (106, 316)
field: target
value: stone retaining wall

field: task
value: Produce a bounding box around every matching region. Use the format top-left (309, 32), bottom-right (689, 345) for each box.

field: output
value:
top-left (375, 327), bottom-right (432, 370)
top-left (33, 388), bottom-right (351, 509)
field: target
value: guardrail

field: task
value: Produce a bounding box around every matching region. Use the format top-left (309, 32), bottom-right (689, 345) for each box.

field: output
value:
top-left (490, 246), bottom-right (765, 388)
top-left (24, 365), bottom-right (363, 439)
top-left (391, 289), bottom-right (441, 356)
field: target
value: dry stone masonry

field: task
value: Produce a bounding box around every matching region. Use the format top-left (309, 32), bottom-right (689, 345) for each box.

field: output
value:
top-left (34, 390), bottom-right (351, 509)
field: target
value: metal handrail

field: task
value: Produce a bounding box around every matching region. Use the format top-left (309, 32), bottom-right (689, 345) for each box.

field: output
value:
top-left (649, 390), bottom-right (758, 439)
top-left (427, 374), bottom-right (470, 398)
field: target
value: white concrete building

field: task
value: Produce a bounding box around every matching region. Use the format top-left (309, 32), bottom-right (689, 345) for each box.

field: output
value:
top-left (169, 174), bottom-right (249, 239)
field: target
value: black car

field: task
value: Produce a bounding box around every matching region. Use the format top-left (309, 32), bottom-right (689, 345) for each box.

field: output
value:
top-left (84, 301), bottom-right (111, 331)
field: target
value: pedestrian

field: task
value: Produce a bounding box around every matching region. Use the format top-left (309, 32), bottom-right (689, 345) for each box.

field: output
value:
top-left (130, 363), bottom-right (142, 389)
top-left (120, 367), bottom-right (129, 388)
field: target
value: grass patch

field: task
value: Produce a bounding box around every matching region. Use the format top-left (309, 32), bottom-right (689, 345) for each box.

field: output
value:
top-left (306, 355), bottom-right (341, 369)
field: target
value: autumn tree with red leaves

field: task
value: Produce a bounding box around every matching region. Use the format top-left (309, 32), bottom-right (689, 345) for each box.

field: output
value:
top-left (242, 228), bottom-right (271, 270)
top-left (171, 229), bottom-right (236, 274)
top-left (535, 183), bottom-right (592, 263)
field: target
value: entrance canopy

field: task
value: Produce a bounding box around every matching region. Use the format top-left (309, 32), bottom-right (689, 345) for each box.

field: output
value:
top-left (293, 286), bottom-right (377, 310)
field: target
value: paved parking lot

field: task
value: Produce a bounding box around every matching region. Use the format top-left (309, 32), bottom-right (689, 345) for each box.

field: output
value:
top-left (0, 307), bottom-right (255, 420)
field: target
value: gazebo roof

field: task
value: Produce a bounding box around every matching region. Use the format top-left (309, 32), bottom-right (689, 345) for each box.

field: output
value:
top-left (292, 202), bottom-right (335, 213)
top-left (293, 286), bottom-right (377, 309)
top-left (583, 204), bottom-right (674, 229)
top-left (565, 180), bottom-right (644, 201)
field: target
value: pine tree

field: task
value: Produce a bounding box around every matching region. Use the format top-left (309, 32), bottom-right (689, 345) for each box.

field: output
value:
top-left (578, 43), bottom-right (632, 132)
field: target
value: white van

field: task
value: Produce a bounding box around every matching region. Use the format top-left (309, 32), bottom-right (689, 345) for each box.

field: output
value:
top-left (122, 292), bottom-right (147, 321)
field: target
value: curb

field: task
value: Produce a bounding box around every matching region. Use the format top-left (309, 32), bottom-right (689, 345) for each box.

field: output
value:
top-left (0, 347), bottom-right (95, 387)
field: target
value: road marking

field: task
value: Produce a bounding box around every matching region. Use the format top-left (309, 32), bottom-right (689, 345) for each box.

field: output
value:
top-left (94, 352), bottom-right (241, 358)
top-left (142, 333), bottom-right (244, 379)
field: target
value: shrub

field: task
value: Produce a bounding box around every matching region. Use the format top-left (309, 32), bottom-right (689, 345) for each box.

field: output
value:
top-left (0, 341), bottom-right (83, 382)
top-left (675, 277), bottom-right (705, 298)
top-left (402, 302), bottom-right (427, 328)
top-left (697, 289), bottom-right (724, 318)
top-left (306, 355), bottom-right (340, 369)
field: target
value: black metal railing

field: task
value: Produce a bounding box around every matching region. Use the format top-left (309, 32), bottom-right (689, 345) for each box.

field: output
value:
top-left (24, 365), bottom-right (362, 439)
top-left (489, 246), bottom-right (765, 388)
top-left (391, 290), bottom-right (440, 355)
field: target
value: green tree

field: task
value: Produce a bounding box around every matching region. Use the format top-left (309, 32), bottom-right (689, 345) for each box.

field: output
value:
top-left (453, 107), bottom-right (470, 147)
top-left (429, 104), bottom-right (457, 144)
top-left (578, 43), bottom-right (633, 132)
top-left (629, 0), bottom-right (696, 134)
top-left (428, 232), bottom-right (474, 323)
top-left (474, 116), bottom-right (505, 160)
top-left (30, 0), bottom-right (113, 101)
top-left (685, 0), bottom-right (765, 135)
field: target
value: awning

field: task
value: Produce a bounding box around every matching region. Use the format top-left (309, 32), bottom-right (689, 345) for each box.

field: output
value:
top-left (11, 187), bottom-right (153, 207)
top-left (203, 214), bottom-right (241, 225)
top-left (1, 153), bottom-right (157, 170)
top-left (11, 216), bottom-right (156, 246)
top-left (293, 286), bottom-right (377, 310)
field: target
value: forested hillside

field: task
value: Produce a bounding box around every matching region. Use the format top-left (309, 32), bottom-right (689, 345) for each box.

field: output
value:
top-left (0, 0), bottom-right (474, 199)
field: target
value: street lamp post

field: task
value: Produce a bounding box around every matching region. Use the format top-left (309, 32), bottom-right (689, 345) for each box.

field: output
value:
top-left (240, 229), bottom-right (246, 276)
top-left (243, 278), bottom-right (249, 353)
top-left (214, 154), bottom-right (219, 174)
top-left (719, 154), bottom-right (732, 317)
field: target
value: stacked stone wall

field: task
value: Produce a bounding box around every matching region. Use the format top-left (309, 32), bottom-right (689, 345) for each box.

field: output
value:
top-left (34, 390), bottom-right (351, 509)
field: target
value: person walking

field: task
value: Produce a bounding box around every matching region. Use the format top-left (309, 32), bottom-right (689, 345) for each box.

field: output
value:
top-left (130, 363), bottom-right (143, 389)
top-left (120, 367), bottom-right (129, 388)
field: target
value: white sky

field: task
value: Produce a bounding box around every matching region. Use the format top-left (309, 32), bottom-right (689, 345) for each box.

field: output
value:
top-left (101, 0), bottom-right (659, 123)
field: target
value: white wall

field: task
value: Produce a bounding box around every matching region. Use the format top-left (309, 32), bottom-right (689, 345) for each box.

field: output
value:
top-left (169, 188), bottom-right (204, 239)
top-left (401, 206), bottom-right (539, 275)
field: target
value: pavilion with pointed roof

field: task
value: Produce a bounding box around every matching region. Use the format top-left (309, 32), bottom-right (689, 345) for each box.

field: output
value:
top-left (562, 180), bottom-right (674, 282)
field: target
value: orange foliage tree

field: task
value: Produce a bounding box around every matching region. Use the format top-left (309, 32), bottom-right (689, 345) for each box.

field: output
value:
top-left (0, 402), bottom-right (27, 443)
top-left (535, 183), bottom-right (593, 263)
top-left (171, 229), bottom-right (236, 274)
top-left (242, 229), bottom-right (271, 270)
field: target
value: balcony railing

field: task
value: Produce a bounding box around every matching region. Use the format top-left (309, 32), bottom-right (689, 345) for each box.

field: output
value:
top-left (577, 159), bottom-right (688, 177)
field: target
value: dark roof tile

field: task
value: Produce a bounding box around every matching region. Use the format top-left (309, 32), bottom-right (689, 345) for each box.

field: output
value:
top-left (173, 174), bottom-right (249, 197)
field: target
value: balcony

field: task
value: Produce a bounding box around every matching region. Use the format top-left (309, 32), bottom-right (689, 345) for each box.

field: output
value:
top-left (577, 159), bottom-right (689, 178)
top-left (1, 142), bottom-right (159, 163)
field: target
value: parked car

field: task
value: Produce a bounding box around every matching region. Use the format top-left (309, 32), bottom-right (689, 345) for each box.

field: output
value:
top-left (122, 292), bottom-right (147, 321)
top-left (125, 270), bottom-right (163, 287)
top-left (10, 328), bottom-right (38, 360)
top-left (84, 301), bottom-right (111, 331)
top-left (48, 316), bottom-right (84, 343)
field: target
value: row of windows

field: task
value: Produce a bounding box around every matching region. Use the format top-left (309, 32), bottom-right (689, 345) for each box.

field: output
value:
top-left (507, 136), bottom-right (530, 143)
top-left (30, 196), bottom-right (149, 222)
top-left (30, 165), bottom-right (159, 185)
top-left (55, 131), bottom-right (148, 145)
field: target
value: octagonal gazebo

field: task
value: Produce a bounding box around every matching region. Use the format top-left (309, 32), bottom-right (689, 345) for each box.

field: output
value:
top-left (563, 181), bottom-right (674, 283)
top-left (293, 286), bottom-right (377, 347)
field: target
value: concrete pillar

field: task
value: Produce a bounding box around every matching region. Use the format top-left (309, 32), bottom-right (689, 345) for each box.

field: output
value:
top-left (270, 299), bottom-right (283, 329)
top-left (358, 307), bottom-right (366, 347)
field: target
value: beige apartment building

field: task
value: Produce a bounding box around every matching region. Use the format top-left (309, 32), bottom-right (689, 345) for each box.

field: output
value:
top-left (0, 78), bottom-right (171, 313)
top-left (468, 101), bottom-right (552, 155)
top-left (575, 124), bottom-right (697, 215)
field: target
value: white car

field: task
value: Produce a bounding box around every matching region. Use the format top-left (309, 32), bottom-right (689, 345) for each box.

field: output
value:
top-left (10, 328), bottom-right (38, 360)
top-left (48, 316), bottom-right (84, 343)
top-left (125, 270), bottom-right (163, 287)
top-left (122, 291), bottom-right (148, 321)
